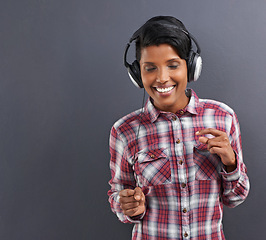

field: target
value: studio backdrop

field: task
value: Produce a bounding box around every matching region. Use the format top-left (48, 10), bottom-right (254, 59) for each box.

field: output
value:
top-left (0, 0), bottom-right (265, 239)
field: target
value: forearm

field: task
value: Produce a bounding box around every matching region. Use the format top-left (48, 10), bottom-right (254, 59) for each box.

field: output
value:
top-left (221, 113), bottom-right (250, 207)
top-left (221, 160), bottom-right (250, 208)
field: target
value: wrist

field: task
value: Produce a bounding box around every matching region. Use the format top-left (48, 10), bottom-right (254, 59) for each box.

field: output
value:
top-left (224, 150), bottom-right (237, 172)
top-left (225, 163), bottom-right (237, 173)
top-left (130, 213), bottom-right (144, 220)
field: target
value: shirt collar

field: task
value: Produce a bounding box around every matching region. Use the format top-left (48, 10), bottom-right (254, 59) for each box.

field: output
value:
top-left (144, 88), bottom-right (200, 123)
top-left (185, 88), bottom-right (200, 115)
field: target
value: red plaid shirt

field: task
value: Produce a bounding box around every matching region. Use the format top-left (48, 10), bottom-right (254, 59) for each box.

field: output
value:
top-left (108, 89), bottom-right (249, 239)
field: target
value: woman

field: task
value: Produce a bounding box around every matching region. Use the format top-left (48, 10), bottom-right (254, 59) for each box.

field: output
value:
top-left (108, 16), bottom-right (249, 239)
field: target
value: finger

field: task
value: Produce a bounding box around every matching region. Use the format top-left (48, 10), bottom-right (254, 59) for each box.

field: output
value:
top-left (119, 195), bottom-right (136, 204)
top-left (123, 206), bottom-right (139, 217)
top-left (207, 136), bottom-right (231, 149)
top-left (196, 128), bottom-right (225, 137)
top-left (208, 146), bottom-right (235, 165)
top-left (119, 189), bottom-right (135, 198)
top-left (121, 201), bottom-right (140, 211)
top-left (198, 136), bottom-right (209, 144)
top-left (208, 146), bottom-right (224, 155)
top-left (134, 187), bottom-right (144, 201)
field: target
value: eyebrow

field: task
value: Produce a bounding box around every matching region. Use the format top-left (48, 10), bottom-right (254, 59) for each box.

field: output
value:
top-left (166, 58), bottom-right (181, 63)
top-left (142, 58), bottom-right (182, 64)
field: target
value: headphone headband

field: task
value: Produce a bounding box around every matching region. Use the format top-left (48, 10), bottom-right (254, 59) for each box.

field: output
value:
top-left (159, 23), bottom-right (201, 55)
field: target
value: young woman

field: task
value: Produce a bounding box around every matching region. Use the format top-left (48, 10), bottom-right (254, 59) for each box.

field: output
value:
top-left (108, 16), bottom-right (249, 239)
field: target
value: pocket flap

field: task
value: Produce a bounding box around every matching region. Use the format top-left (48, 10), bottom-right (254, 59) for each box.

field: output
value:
top-left (139, 148), bottom-right (167, 163)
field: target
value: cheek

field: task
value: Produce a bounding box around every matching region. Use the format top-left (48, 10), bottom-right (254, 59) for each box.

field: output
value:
top-left (172, 70), bottom-right (187, 83)
top-left (141, 73), bottom-right (155, 86)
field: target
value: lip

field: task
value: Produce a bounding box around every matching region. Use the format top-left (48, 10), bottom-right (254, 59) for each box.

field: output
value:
top-left (153, 85), bottom-right (176, 96)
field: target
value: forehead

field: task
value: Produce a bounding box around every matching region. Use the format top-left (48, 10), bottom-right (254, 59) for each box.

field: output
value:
top-left (140, 44), bottom-right (181, 62)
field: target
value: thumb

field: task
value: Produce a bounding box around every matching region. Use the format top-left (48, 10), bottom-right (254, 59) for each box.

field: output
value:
top-left (134, 187), bottom-right (143, 201)
top-left (198, 136), bottom-right (209, 144)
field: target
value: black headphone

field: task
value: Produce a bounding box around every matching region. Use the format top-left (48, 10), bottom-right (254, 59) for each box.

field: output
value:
top-left (124, 22), bottom-right (203, 88)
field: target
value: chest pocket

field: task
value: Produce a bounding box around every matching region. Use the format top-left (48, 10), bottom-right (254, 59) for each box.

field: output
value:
top-left (193, 144), bottom-right (222, 180)
top-left (134, 148), bottom-right (171, 187)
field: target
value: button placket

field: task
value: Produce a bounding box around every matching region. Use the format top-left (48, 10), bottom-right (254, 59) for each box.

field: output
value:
top-left (172, 117), bottom-right (181, 144)
top-left (172, 111), bottom-right (190, 237)
top-left (172, 117), bottom-right (183, 149)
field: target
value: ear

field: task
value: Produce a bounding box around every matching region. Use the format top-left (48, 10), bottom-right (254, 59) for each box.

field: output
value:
top-left (127, 60), bottom-right (143, 88)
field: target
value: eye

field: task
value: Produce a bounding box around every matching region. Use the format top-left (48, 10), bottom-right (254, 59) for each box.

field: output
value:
top-left (144, 65), bottom-right (157, 72)
top-left (168, 63), bottom-right (179, 69)
top-left (168, 65), bottom-right (177, 69)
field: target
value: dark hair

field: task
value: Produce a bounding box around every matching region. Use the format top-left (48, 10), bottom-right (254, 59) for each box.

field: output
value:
top-left (134, 16), bottom-right (191, 62)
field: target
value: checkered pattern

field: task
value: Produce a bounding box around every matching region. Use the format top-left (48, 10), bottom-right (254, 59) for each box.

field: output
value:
top-left (108, 89), bottom-right (249, 239)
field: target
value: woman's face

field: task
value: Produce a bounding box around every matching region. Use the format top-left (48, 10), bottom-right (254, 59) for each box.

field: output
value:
top-left (139, 44), bottom-right (189, 113)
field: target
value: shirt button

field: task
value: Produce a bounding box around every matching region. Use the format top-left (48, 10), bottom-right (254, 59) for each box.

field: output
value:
top-left (181, 183), bottom-right (186, 188)
top-left (176, 139), bottom-right (181, 144)
top-left (172, 115), bottom-right (177, 121)
top-left (150, 154), bottom-right (155, 158)
top-left (180, 110), bottom-right (184, 115)
top-left (183, 208), bottom-right (187, 213)
top-left (184, 232), bottom-right (188, 238)
top-left (179, 160), bottom-right (183, 165)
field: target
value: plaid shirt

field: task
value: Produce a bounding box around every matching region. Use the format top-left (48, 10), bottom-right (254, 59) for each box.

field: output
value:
top-left (108, 89), bottom-right (249, 240)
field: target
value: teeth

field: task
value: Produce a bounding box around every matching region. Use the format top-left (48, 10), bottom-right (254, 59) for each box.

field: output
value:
top-left (156, 86), bottom-right (174, 93)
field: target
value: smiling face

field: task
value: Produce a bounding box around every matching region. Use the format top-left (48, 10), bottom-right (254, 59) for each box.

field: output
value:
top-left (139, 44), bottom-right (189, 113)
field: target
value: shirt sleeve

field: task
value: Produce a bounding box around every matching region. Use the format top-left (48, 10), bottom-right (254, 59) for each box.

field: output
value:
top-left (220, 112), bottom-right (250, 208)
top-left (107, 126), bottom-right (141, 223)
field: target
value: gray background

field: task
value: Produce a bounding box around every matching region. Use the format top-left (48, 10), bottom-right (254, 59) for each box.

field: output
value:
top-left (0, 0), bottom-right (264, 239)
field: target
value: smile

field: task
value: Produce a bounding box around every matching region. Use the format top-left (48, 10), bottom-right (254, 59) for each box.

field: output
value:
top-left (155, 86), bottom-right (175, 93)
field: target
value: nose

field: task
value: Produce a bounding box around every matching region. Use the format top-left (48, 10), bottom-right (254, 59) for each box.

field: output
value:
top-left (156, 68), bottom-right (170, 83)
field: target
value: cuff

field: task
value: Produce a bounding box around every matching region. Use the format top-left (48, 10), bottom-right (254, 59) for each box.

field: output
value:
top-left (221, 154), bottom-right (241, 181)
top-left (126, 211), bottom-right (146, 223)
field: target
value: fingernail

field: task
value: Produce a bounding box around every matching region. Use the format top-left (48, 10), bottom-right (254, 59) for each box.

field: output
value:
top-left (135, 195), bottom-right (141, 201)
top-left (196, 131), bottom-right (199, 135)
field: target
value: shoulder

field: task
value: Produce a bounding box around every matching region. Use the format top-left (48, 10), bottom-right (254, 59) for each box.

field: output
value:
top-left (189, 89), bottom-right (236, 117)
top-left (112, 108), bottom-right (144, 134)
top-left (198, 98), bottom-right (235, 116)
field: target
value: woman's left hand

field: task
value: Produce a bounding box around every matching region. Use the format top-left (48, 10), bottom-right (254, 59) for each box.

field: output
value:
top-left (196, 128), bottom-right (236, 172)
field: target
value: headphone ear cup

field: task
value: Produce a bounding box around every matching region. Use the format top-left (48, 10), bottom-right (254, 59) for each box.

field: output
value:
top-left (127, 60), bottom-right (143, 88)
top-left (187, 51), bottom-right (202, 82)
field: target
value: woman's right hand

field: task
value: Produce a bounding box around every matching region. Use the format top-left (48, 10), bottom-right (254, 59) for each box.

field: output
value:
top-left (119, 187), bottom-right (146, 217)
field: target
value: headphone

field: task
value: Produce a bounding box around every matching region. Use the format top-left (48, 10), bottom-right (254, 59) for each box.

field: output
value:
top-left (124, 22), bottom-right (203, 88)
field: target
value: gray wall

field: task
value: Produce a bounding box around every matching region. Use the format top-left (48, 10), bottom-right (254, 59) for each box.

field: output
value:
top-left (0, 0), bottom-right (264, 239)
